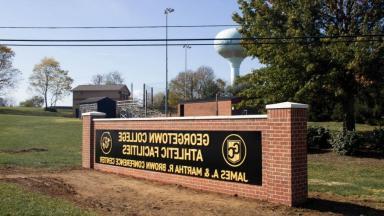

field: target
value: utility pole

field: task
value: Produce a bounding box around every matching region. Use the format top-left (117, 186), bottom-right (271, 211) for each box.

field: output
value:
top-left (216, 93), bottom-right (219, 116)
top-left (145, 89), bottom-right (148, 117)
top-left (143, 83), bottom-right (146, 108)
top-left (164, 7), bottom-right (174, 117)
top-left (130, 83), bottom-right (133, 100)
top-left (183, 44), bottom-right (191, 100)
top-left (151, 87), bottom-right (154, 107)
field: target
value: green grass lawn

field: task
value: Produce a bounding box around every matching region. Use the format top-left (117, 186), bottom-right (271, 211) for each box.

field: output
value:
top-left (0, 106), bottom-right (73, 118)
top-left (306, 122), bottom-right (384, 201)
top-left (0, 182), bottom-right (94, 215)
top-left (0, 114), bottom-right (81, 169)
top-left (308, 153), bottom-right (384, 201)
top-left (308, 121), bottom-right (378, 132)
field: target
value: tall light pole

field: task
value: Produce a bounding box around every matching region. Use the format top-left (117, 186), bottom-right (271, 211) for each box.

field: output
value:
top-left (182, 44), bottom-right (191, 100)
top-left (164, 8), bottom-right (174, 116)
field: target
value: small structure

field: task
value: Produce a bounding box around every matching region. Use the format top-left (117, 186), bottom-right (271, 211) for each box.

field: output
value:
top-left (78, 97), bottom-right (116, 118)
top-left (72, 84), bottom-right (130, 117)
top-left (177, 97), bottom-right (243, 117)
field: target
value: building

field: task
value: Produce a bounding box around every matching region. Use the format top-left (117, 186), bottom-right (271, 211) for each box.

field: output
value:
top-left (177, 97), bottom-right (243, 117)
top-left (72, 84), bottom-right (130, 117)
top-left (78, 97), bottom-right (116, 118)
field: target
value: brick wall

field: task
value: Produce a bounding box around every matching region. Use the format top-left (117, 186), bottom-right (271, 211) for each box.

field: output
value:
top-left (181, 100), bottom-right (232, 116)
top-left (82, 102), bottom-right (308, 206)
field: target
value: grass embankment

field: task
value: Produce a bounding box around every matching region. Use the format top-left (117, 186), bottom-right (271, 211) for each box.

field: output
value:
top-left (0, 106), bottom-right (73, 118)
top-left (0, 114), bottom-right (81, 169)
top-left (0, 182), bottom-right (93, 215)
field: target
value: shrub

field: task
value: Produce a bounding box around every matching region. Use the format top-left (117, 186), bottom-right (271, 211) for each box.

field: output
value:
top-left (19, 96), bottom-right (44, 107)
top-left (356, 128), bottom-right (384, 154)
top-left (44, 107), bottom-right (57, 112)
top-left (370, 128), bottom-right (384, 153)
top-left (331, 131), bottom-right (361, 155)
top-left (307, 127), bottom-right (331, 149)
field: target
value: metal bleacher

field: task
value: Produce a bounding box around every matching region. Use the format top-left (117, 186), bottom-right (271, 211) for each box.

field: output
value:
top-left (116, 99), bottom-right (164, 118)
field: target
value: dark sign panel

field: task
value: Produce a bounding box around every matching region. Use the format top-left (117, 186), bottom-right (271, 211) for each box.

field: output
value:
top-left (95, 130), bottom-right (262, 185)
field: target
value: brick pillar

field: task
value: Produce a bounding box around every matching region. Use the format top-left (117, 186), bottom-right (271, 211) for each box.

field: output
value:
top-left (82, 112), bottom-right (106, 169)
top-left (266, 102), bottom-right (308, 206)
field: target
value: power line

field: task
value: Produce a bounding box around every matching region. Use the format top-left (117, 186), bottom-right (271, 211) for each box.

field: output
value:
top-left (1, 39), bottom-right (381, 47)
top-left (0, 43), bottom-right (236, 47)
top-left (1, 37), bottom-right (248, 42)
top-left (0, 24), bottom-right (239, 29)
top-left (0, 34), bottom-right (382, 42)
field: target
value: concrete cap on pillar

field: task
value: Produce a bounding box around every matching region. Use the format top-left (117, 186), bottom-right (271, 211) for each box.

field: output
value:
top-left (266, 102), bottom-right (308, 109)
top-left (81, 111), bottom-right (106, 117)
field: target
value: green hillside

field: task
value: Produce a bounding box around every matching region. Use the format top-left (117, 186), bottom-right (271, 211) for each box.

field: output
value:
top-left (0, 114), bottom-right (81, 169)
top-left (0, 106), bottom-right (73, 118)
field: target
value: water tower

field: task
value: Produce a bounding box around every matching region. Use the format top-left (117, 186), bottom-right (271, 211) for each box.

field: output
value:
top-left (214, 28), bottom-right (247, 85)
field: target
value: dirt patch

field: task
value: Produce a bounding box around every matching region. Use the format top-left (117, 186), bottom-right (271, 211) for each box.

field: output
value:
top-left (309, 179), bottom-right (351, 186)
top-left (308, 151), bottom-right (384, 167)
top-left (4, 176), bottom-right (76, 196)
top-left (1, 169), bottom-right (384, 216)
top-left (0, 148), bottom-right (48, 154)
top-left (304, 192), bottom-right (384, 216)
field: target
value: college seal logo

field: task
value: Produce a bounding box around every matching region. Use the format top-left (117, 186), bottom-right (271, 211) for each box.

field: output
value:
top-left (100, 132), bottom-right (113, 154)
top-left (222, 134), bottom-right (247, 167)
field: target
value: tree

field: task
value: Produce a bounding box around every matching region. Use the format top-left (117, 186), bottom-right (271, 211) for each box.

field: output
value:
top-left (234, 0), bottom-right (384, 131)
top-left (169, 66), bottom-right (226, 106)
top-left (19, 96), bottom-right (44, 107)
top-left (29, 57), bottom-right (73, 109)
top-left (0, 98), bottom-right (5, 106)
top-left (49, 69), bottom-right (73, 107)
top-left (91, 71), bottom-right (124, 85)
top-left (0, 97), bottom-right (16, 107)
top-left (194, 66), bottom-right (226, 99)
top-left (152, 92), bottom-right (165, 110)
top-left (0, 46), bottom-right (21, 94)
top-left (92, 74), bottom-right (104, 85)
top-left (234, 66), bottom-right (337, 120)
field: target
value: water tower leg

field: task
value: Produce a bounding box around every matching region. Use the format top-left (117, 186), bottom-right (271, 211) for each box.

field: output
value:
top-left (230, 63), bottom-right (241, 85)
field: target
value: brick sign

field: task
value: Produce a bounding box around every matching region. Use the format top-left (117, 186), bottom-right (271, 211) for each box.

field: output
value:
top-left (95, 130), bottom-right (262, 185)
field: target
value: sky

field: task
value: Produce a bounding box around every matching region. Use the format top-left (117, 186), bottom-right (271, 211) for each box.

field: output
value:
top-left (0, 0), bottom-right (262, 106)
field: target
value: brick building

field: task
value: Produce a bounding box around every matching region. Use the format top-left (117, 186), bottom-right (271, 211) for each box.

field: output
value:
top-left (72, 84), bottom-right (130, 117)
top-left (177, 97), bottom-right (242, 117)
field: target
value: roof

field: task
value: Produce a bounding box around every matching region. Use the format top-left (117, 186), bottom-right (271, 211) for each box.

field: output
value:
top-left (72, 84), bottom-right (128, 92)
top-left (79, 97), bottom-right (115, 104)
top-left (180, 96), bottom-right (242, 104)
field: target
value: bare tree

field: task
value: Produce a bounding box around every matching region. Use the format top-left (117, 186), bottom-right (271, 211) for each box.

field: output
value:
top-left (105, 71), bottom-right (124, 84)
top-left (29, 57), bottom-right (73, 109)
top-left (49, 70), bottom-right (73, 107)
top-left (0, 46), bottom-right (21, 95)
top-left (194, 66), bottom-right (224, 98)
top-left (169, 66), bottom-right (226, 106)
top-left (152, 92), bottom-right (165, 110)
top-left (91, 74), bottom-right (104, 85)
top-left (91, 71), bottom-right (124, 85)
